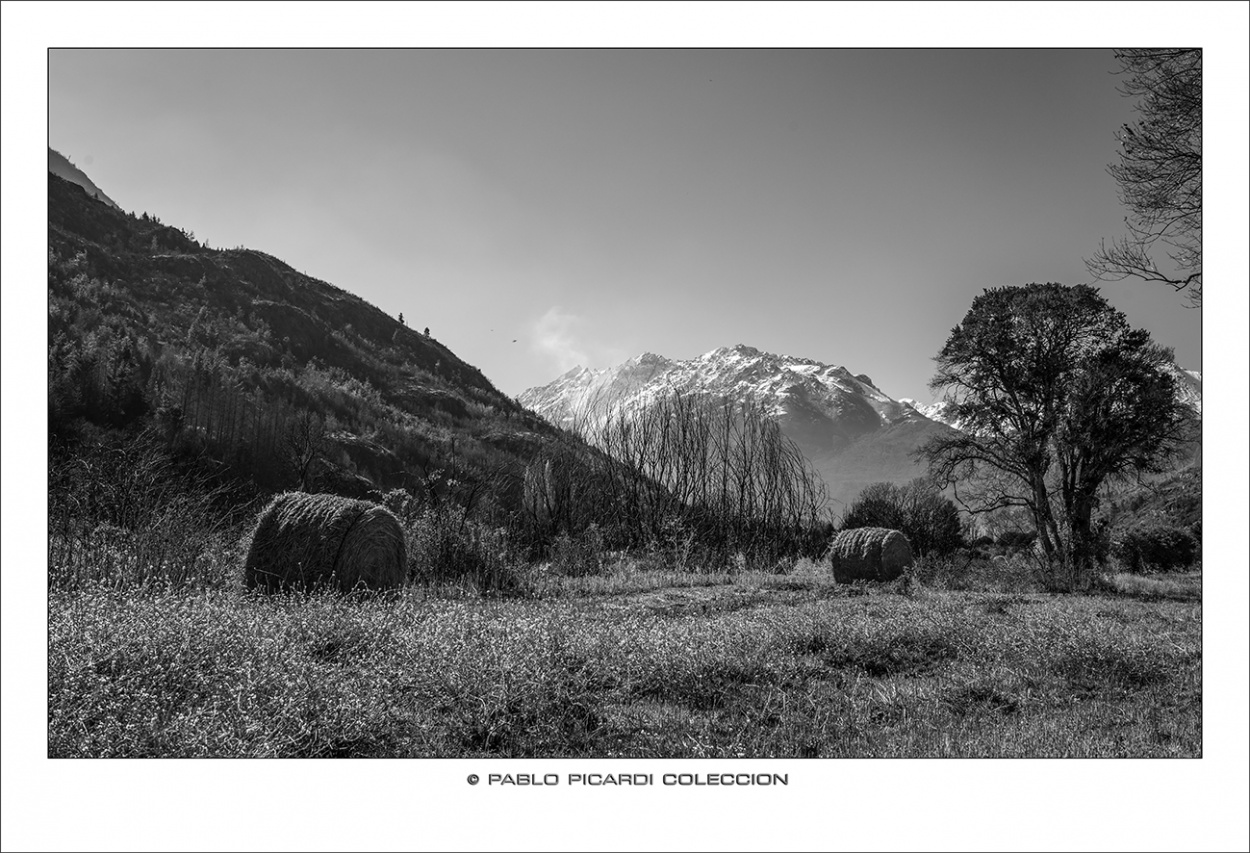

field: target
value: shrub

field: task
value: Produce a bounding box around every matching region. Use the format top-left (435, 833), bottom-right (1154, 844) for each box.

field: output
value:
top-left (996, 529), bottom-right (1038, 551)
top-left (406, 506), bottom-right (529, 595)
top-left (48, 430), bottom-right (240, 591)
top-left (1112, 521), bottom-right (1198, 573)
top-left (841, 478), bottom-right (963, 558)
top-left (912, 551), bottom-right (1047, 593)
top-left (549, 524), bottom-right (606, 577)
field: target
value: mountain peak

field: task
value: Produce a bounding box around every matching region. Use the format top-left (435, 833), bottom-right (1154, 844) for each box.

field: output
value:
top-left (519, 345), bottom-right (957, 505)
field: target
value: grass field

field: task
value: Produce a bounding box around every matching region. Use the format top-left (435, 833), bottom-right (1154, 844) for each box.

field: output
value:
top-left (47, 562), bottom-right (1202, 758)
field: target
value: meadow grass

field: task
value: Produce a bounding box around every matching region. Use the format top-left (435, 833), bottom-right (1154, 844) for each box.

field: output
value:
top-left (1099, 570), bottom-right (1202, 600)
top-left (48, 562), bottom-right (1201, 758)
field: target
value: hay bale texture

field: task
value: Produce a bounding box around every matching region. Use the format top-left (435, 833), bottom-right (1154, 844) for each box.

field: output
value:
top-left (243, 492), bottom-right (406, 592)
top-left (827, 527), bottom-right (914, 582)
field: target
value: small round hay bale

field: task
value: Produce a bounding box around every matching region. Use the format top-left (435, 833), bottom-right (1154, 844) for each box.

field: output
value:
top-left (243, 492), bottom-right (407, 593)
top-left (827, 527), bottom-right (913, 583)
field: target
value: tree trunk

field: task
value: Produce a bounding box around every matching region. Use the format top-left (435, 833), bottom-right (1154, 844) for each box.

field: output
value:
top-left (1030, 481), bottom-right (1063, 583)
top-left (1065, 491), bottom-right (1100, 591)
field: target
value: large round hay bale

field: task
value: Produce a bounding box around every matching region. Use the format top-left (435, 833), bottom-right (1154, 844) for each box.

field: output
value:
top-left (243, 492), bottom-right (407, 592)
top-left (827, 527), bottom-right (914, 582)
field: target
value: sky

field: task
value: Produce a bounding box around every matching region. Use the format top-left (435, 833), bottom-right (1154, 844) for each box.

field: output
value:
top-left (47, 47), bottom-right (1203, 401)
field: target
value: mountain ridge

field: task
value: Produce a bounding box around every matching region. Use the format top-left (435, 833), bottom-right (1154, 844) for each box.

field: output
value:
top-left (521, 344), bottom-right (1203, 508)
top-left (48, 165), bottom-right (563, 502)
top-left (49, 148), bottom-right (120, 209)
top-left (520, 344), bottom-right (957, 507)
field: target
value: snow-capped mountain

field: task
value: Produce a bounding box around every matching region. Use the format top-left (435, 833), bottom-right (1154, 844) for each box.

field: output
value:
top-left (1165, 365), bottom-right (1202, 415)
top-left (520, 352), bottom-right (676, 429)
top-left (520, 345), bottom-right (1202, 507)
top-left (897, 399), bottom-right (967, 431)
top-left (519, 345), bottom-right (956, 507)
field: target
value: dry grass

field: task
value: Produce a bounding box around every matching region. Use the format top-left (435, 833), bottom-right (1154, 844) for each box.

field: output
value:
top-left (1100, 571), bottom-right (1201, 600)
top-left (49, 565), bottom-right (1201, 758)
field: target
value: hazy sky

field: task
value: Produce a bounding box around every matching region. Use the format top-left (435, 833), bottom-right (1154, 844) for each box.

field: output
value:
top-left (49, 48), bottom-right (1201, 400)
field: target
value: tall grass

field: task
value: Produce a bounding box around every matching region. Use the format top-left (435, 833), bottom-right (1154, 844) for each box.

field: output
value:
top-left (48, 431), bottom-right (250, 591)
top-left (49, 581), bottom-right (1201, 758)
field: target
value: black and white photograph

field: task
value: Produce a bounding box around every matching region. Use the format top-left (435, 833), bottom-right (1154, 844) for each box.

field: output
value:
top-left (3, 3), bottom-right (1248, 852)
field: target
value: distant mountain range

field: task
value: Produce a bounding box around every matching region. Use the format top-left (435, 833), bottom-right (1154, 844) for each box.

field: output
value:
top-left (519, 345), bottom-right (957, 508)
top-left (520, 345), bottom-right (1202, 508)
top-left (49, 148), bottom-right (120, 209)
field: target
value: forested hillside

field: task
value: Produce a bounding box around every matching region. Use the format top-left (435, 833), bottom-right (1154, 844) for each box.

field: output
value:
top-left (48, 171), bottom-right (561, 508)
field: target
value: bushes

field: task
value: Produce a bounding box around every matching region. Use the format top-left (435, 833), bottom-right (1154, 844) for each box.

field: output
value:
top-left (405, 505), bottom-right (529, 594)
top-left (840, 478), bottom-right (963, 558)
top-left (47, 429), bottom-right (244, 590)
top-left (1112, 521), bottom-right (1198, 573)
top-left (911, 551), bottom-right (1048, 593)
top-left (549, 524), bottom-right (606, 577)
top-left (995, 530), bottom-right (1037, 551)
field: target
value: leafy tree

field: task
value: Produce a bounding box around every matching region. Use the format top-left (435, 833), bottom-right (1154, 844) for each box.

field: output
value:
top-left (922, 283), bottom-right (1191, 590)
top-left (841, 478), bottom-right (963, 558)
top-left (1086, 49), bottom-right (1201, 305)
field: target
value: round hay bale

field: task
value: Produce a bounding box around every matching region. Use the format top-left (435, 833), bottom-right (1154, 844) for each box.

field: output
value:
top-left (243, 492), bottom-right (407, 593)
top-left (827, 527), bottom-right (914, 583)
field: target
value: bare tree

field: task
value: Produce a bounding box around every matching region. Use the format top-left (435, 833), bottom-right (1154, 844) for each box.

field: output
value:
top-left (1087, 49), bottom-right (1202, 305)
top-left (283, 410), bottom-right (328, 491)
top-left (526, 389), bottom-right (829, 566)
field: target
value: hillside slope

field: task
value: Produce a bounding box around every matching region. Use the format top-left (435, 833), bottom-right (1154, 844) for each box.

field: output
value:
top-left (49, 148), bottom-right (120, 209)
top-left (48, 169), bottom-right (561, 500)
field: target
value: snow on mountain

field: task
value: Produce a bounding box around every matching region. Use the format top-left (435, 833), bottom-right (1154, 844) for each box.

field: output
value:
top-left (898, 399), bottom-right (968, 431)
top-left (520, 345), bottom-right (1202, 508)
top-left (524, 345), bottom-right (919, 429)
top-left (1164, 364), bottom-right (1202, 415)
top-left (518, 352), bottom-right (675, 428)
top-left (519, 344), bottom-right (955, 507)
